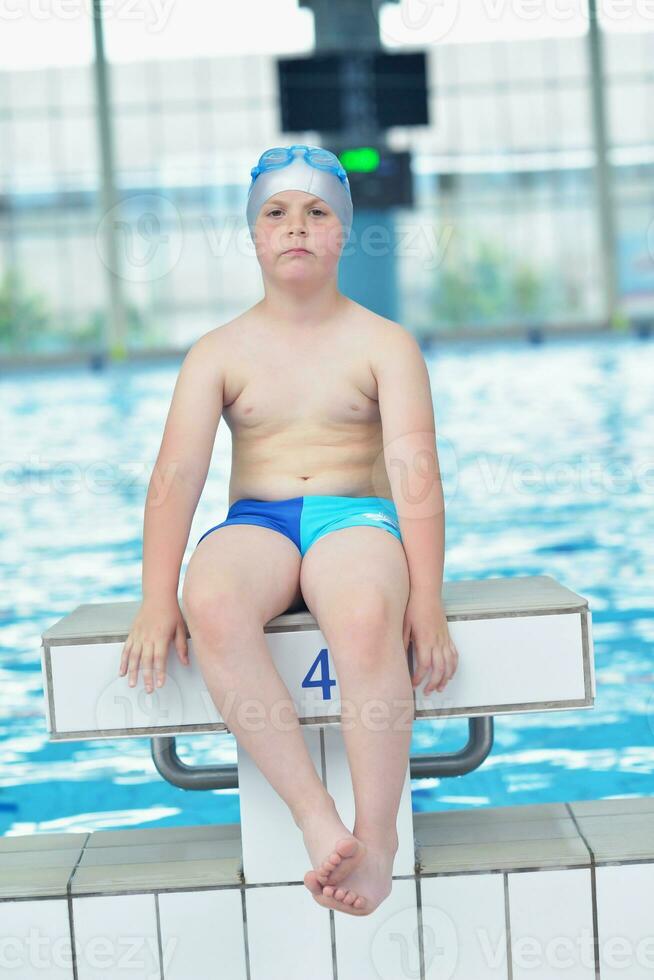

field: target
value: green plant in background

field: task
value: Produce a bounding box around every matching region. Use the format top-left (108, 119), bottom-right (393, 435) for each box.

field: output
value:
top-left (0, 266), bottom-right (152, 354)
top-left (0, 269), bottom-right (51, 350)
top-left (431, 235), bottom-right (548, 329)
top-left (513, 261), bottom-right (544, 321)
top-left (610, 307), bottom-right (629, 332)
top-left (472, 240), bottom-right (513, 321)
top-left (429, 233), bottom-right (481, 326)
top-left (86, 304), bottom-right (152, 350)
top-left (434, 265), bottom-right (473, 326)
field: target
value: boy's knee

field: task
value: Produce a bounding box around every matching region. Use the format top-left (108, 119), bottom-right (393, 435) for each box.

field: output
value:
top-left (333, 587), bottom-right (396, 641)
top-left (182, 584), bottom-right (252, 636)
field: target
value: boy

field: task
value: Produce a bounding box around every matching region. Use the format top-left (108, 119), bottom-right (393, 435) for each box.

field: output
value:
top-left (119, 144), bottom-right (459, 917)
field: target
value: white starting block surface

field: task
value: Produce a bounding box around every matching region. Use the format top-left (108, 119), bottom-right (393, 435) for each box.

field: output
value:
top-left (41, 574), bottom-right (594, 741)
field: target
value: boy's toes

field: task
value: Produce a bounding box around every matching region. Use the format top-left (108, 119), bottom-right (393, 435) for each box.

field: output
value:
top-left (325, 883), bottom-right (367, 910)
top-left (318, 856), bottom-right (339, 878)
top-left (304, 870), bottom-right (324, 896)
top-left (310, 890), bottom-right (369, 915)
top-left (316, 865), bottom-right (332, 885)
top-left (321, 836), bottom-right (363, 886)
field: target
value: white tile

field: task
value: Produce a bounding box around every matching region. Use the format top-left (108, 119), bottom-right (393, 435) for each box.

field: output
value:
top-left (245, 884), bottom-right (333, 980)
top-left (0, 899), bottom-right (72, 979)
top-left (579, 829), bottom-right (654, 864)
top-left (421, 873), bottom-right (508, 979)
top-left (575, 814), bottom-right (654, 838)
top-left (158, 889), bottom-right (247, 980)
top-left (2, 849), bottom-right (86, 870)
top-left (415, 803), bottom-right (570, 825)
top-left (416, 814), bottom-right (579, 845)
top-left (418, 836), bottom-right (591, 875)
top-left (507, 868), bottom-right (595, 979)
top-left (82, 823), bottom-right (240, 848)
top-left (0, 832), bottom-right (87, 853)
top-left (569, 797), bottom-right (654, 817)
top-left (334, 878), bottom-right (419, 979)
top-left (322, 724), bottom-right (415, 877)
top-left (238, 725), bottom-right (324, 885)
top-left (415, 613), bottom-right (587, 713)
top-left (70, 855), bottom-right (240, 895)
top-left (72, 893), bottom-right (159, 980)
top-left (595, 863), bottom-right (654, 979)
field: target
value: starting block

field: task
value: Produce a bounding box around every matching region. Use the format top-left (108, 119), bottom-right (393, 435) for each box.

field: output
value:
top-left (40, 574), bottom-right (593, 880)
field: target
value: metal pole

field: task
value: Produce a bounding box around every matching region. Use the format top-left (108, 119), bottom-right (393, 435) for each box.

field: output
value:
top-left (91, 0), bottom-right (127, 358)
top-left (150, 718), bottom-right (494, 790)
top-left (586, 0), bottom-right (620, 328)
top-left (299, 0), bottom-right (400, 321)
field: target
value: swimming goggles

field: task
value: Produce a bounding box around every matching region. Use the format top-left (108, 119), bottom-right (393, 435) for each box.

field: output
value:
top-left (249, 144), bottom-right (349, 188)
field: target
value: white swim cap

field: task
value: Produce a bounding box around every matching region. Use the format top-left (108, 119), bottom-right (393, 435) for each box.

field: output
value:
top-left (246, 145), bottom-right (353, 248)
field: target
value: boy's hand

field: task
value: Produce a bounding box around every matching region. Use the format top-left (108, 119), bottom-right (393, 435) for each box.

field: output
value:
top-left (403, 591), bottom-right (458, 695)
top-left (118, 598), bottom-right (190, 693)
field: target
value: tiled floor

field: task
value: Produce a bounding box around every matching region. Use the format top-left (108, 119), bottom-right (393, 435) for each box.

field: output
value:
top-left (1, 797), bottom-right (653, 979)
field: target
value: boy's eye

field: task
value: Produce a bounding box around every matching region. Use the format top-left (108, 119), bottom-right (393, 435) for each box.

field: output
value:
top-left (267, 208), bottom-right (325, 217)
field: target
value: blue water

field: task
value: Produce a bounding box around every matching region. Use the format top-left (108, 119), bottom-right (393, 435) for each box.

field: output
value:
top-left (1, 335), bottom-right (653, 838)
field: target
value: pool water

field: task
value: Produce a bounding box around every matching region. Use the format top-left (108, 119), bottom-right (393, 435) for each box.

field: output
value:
top-left (1, 335), bottom-right (653, 837)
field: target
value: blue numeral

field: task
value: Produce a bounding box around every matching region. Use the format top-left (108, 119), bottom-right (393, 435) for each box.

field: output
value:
top-left (301, 648), bottom-right (336, 700)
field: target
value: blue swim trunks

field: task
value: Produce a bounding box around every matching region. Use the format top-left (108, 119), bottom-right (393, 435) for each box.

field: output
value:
top-left (196, 495), bottom-right (402, 556)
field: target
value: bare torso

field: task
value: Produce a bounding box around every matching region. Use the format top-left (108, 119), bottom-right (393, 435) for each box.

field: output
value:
top-left (216, 298), bottom-right (394, 506)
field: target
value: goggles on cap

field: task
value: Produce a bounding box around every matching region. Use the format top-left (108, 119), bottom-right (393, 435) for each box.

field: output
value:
top-left (249, 144), bottom-right (349, 188)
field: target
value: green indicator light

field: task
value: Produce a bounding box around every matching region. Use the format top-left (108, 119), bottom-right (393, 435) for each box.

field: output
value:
top-left (339, 148), bottom-right (380, 173)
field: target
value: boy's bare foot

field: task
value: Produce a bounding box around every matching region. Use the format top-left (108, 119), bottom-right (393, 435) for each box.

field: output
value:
top-left (295, 796), bottom-right (365, 887)
top-left (304, 837), bottom-right (397, 916)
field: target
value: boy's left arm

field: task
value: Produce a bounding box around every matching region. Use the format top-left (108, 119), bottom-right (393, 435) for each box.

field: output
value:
top-left (372, 326), bottom-right (459, 694)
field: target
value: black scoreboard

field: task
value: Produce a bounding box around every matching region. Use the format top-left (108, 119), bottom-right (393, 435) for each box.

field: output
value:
top-left (277, 51), bottom-right (428, 134)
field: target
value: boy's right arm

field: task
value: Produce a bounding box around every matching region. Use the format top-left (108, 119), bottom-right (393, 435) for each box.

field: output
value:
top-left (141, 331), bottom-right (225, 604)
top-left (119, 332), bottom-right (226, 691)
